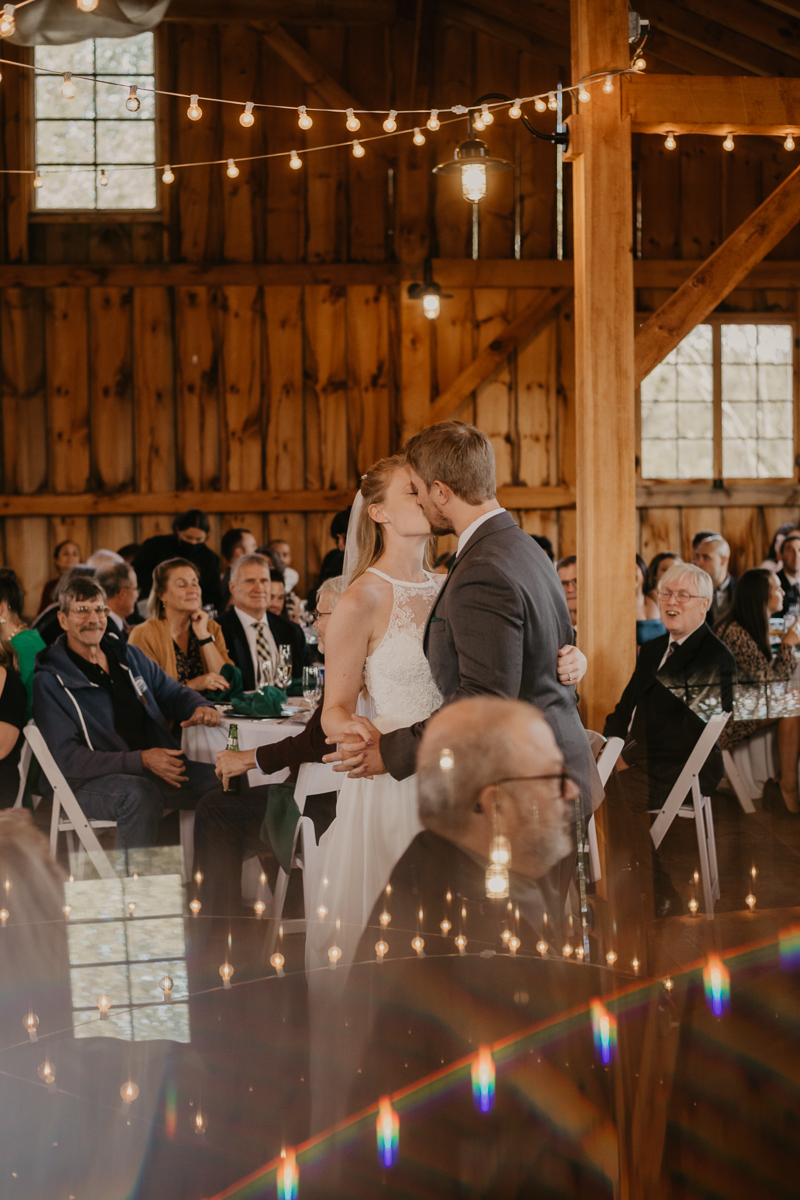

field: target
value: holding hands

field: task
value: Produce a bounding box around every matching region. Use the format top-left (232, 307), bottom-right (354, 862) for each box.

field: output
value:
top-left (324, 714), bottom-right (386, 779)
top-left (557, 643), bottom-right (587, 687)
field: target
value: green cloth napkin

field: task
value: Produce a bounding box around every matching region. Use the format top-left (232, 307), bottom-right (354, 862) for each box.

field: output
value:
top-left (260, 782), bottom-right (301, 874)
top-left (200, 662), bottom-right (244, 703)
top-left (229, 685), bottom-right (287, 718)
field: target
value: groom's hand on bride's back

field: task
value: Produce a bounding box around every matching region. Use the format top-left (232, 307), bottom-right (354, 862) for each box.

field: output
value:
top-left (323, 715), bottom-right (387, 778)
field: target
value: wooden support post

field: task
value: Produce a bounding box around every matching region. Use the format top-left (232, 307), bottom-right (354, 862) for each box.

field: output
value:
top-left (635, 160), bottom-right (800, 383)
top-left (570, 0), bottom-right (637, 733)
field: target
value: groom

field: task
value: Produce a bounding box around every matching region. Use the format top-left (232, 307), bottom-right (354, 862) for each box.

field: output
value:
top-left (327, 420), bottom-right (602, 825)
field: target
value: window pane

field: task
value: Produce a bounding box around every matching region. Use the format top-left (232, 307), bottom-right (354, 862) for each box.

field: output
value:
top-left (676, 362), bottom-right (712, 401)
top-left (640, 363), bottom-right (676, 402)
top-left (758, 440), bottom-right (794, 477)
top-left (37, 119), bottom-right (95, 164)
top-left (758, 363), bottom-right (792, 400)
top-left (641, 440), bottom-right (677, 478)
top-left (35, 42), bottom-right (95, 73)
top-left (96, 75), bottom-right (155, 120)
top-left (723, 438), bottom-right (758, 476)
top-left (675, 323), bottom-right (713, 364)
top-left (36, 76), bottom-right (95, 119)
top-left (640, 326), bottom-right (714, 479)
top-left (95, 32), bottom-right (154, 74)
top-left (722, 324), bottom-right (758, 363)
top-left (97, 166), bottom-right (156, 209)
top-left (35, 167), bottom-right (96, 209)
top-left (721, 323), bottom-right (794, 477)
top-left (721, 363), bottom-right (756, 400)
top-left (722, 401), bottom-right (757, 440)
top-left (756, 324), bottom-right (792, 363)
top-left (758, 401), bottom-right (793, 439)
top-left (677, 439), bottom-right (713, 478)
top-left (96, 120), bottom-right (155, 164)
top-left (641, 401), bottom-right (677, 439)
top-left (677, 401), bottom-right (713, 439)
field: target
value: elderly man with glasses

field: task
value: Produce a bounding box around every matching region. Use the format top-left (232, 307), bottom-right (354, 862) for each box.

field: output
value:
top-left (603, 562), bottom-right (735, 917)
top-left (33, 575), bottom-right (222, 850)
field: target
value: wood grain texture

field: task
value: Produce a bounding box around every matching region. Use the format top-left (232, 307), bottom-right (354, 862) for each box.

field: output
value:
top-left (304, 284), bottom-right (351, 490)
top-left (265, 286), bottom-right (304, 491)
top-left (89, 288), bottom-right (134, 492)
top-left (133, 287), bottom-right (176, 494)
top-left (347, 285), bottom-right (391, 472)
top-left (220, 286), bottom-right (263, 492)
top-left (175, 287), bottom-right (220, 490)
top-left (1, 288), bottom-right (46, 495)
top-left (46, 288), bottom-right (90, 495)
top-left (474, 288), bottom-right (515, 485)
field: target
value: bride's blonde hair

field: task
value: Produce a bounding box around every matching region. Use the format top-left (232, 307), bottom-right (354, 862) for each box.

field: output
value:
top-left (347, 454), bottom-right (433, 584)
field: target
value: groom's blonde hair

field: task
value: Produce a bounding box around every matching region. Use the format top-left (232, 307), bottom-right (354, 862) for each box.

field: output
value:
top-left (404, 421), bottom-right (496, 504)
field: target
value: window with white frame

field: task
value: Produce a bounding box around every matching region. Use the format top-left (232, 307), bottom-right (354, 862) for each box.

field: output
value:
top-left (640, 320), bottom-right (796, 480)
top-left (34, 32), bottom-right (156, 210)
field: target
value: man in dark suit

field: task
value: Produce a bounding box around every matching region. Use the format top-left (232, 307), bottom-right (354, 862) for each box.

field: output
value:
top-left (694, 534), bottom-right (738, 626)
top-left (96, 563), bottom-right (143, 642)
top-left (777, 530), bottom-right (800, 616)
top-left (217, 553), bottom-right (307, 688)
top-left (604, 561), bottom-right (735, 919)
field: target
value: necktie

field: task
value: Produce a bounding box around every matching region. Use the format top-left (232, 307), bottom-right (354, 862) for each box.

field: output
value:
top-left (667, 641), bottom-right (677, 658)
top-left (254, 621), bottom-right (272, 681)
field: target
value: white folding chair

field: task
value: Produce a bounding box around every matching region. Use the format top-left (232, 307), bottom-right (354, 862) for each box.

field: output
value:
top-left (12, 729), bottom-right (33, 809)
top-left (649, 711), bottom-right (731, 920)
top-left (25, 726), bottom-right (117, 881)
top-left (266, 815), bottom-right (321, 956)
top-left (582, 734), bottom-right (624, 883)
top-left (721, 749), bottom-right (757, 815)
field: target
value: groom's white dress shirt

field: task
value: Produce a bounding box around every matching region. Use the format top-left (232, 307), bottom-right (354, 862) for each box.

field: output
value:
top-left (456, 507), bottom-right (507, 557)
top-left (234, 605), bottom-right (279, 680)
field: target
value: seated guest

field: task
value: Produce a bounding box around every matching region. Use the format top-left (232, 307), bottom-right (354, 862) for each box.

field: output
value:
top-left (761, 522), bottom-right (797, 573)
top-left (117, 542), bottom-right (141, 565)
top-left (646, 551), bottom-right (682, 600)
top-left (0, 569), bottom-right (46, 718)
top-left (316, 508), bottom-right (350, 590)
top-left (33, 566), bottom-right (96, 647)
top-left (194, 577), bottom-right (344, 914)
top-left (716, 569), bottom-right (800, 813)
top-left (38, 540), bottom-right (81, 614)
top-left (96, 563), bottom-right (142, 641)
top-left (133, 509), bottom-right (222, 611)
top-left (604, 562), bottom-right (735, 916)
top-left (129, 559), bottom-right (231, 692)
top-left (32, 576), bottom-right (223, 848)
top-left (695, 534), bottom-right (738, 624)
top-left (777, 530), bottom-right (800, 616)
top-left (267, 568), bottom-right (289, 618)
top-left (217, 553), bottom-right (307, 687)
top-left (219, 527), bottom-right (258, 608)
top-left (636, 553), bottom-right (666, 645)
top-left (556, 554), bottom-right (577, 629)
top-left (531, 533), bottom-right (555, 562)
top-left (267, 538), bottom-right (300, 594)
top-left (692, 529), bottom-right (719, 558)
top-left (0, 629), bottom-right (29, 808)
top-left (86, 549), bottom-right (124, 571)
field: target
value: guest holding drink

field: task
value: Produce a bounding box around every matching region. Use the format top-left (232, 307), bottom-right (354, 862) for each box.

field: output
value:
top-left (129, 558), bottom-right (231, 691)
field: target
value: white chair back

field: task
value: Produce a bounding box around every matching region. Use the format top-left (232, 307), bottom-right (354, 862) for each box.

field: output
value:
top-left (12, 728), bottom-right (33, 809)
top-left (650, 712), bottom-right (730, 849)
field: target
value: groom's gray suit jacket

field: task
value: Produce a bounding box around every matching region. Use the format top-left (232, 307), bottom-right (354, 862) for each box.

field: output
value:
top-left (380, 511), bottom-right (602, 817)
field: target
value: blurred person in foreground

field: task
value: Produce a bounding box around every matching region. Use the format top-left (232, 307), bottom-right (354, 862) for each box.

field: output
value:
top-left (133, 510), bottom-right (222, 611)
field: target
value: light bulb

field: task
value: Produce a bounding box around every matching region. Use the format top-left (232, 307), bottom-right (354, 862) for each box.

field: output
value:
top-left (38, 1060), bottom-right (55, 1087)
top-left (688, 897), bottom-right (699, 915)
top-left (33, 171), bottom-right (43, 190)
top-left (379, 910), bottom-right (391, 926)
top-left (439, 748), bottom-right (454, 770)
top-left (606, 950), bottom-right (618, 966)
top-left (664, 131), bottom-right (677, 150)
top-left (664, 977), bottom-right (674, 991)
top-left (127, 900), bottom-right (136, 916)
top-left (97, 993), bottom-right (111, 1019)
top-left (187, 94), bottom-right (202, 122)
top-left (490, 834), bottom-right (511, 866)
top-left (693, 870), bottom-right (700, 885)
top-left (61, 73), bottom-right (77, 100)
top-left (751, 866), bottom-right (758, 880)
top-left (99, 170), bottom-right (108, 187)
top-left (254, 899), bottom-right (266, 916)
top-left (632, 957), bottom-right (640, 972)
top-left (440, 918), bottom-right (451, 935)
top-left (159, 975), bottom-right (173, 1001)
top-left (240, 101), bottom-right (255, 128)
top-left (189, 898), bottom-right (201, 915)
top-left (0, 5), bottom-right (14, 36)
top-left (455, 934), bottom-right (467, 954)
top-left (460, 161), bottom-right (487, 204)
top-left (473, 113), bottom-right (485, 132)
top-left (534, 97), bottom-right (546, 113)
top-left (603, 74), bottom-right (614, 94)
top-left (575, 945), bottom-right (586, 959)
top-left (316, 904), bottom-right (328, 919)
top-left (412, 935), bottom-right (425, 955)
top-left (501, 929), bottom-right (511, 942)
top-left (219, 962), bottom-right (234, 988)
top-left (125, 85), bottom-right (140, 113)
top-left (1, 906), bottom-right (11, 923)
top-left (746, 893), bottom-right (756, 910)
top-left (422, 292), bottom-right (440, 320)
top-left (293, 104), bottom-right (311, 131)
top-left (261, 871), bottom-right (267, 885)
top-left (509, 98), bottom-right (522, 119)
top-left (562, 943), bottom-right (573, 957)
top-left (375, 939), bottom-right (388, 960)
top-left (287, 150), bottom-right (302, 171)
top-left (62, 903), bottom-right (71, 917)
top-left (786, 134), bottom-right (796, 151)
top-left (194, 870), bottom-right (203, 885)
top-left (345, 107), bottom-right (360, 132)
top-left (427, 109), bottom-right (440, 131)
top-left (120, 1081), bottom-right (139, 1103)
top-left (77, 0), bottom-right (99, 10)
top-left (508, 935), bottom-right (520, 955)
top-left (352, 139), bottom-right (365, 158)
top-left (25, 1012), bottom-right (39, 1041)
top-left (383, 109), bottom-right (397, 132)
top-left (162, 165), bottom-right (174, 184)
top-left (547, 92), bottom-right (558, 111)
top-left (195, 1111), bottom-right (204, 1132)
top-left (537, 939), bottom-right (548, 956)
top-left (270, 952), bottom-right (285, 976)
top-left (634, 56), bottom-right (646, 71)
top-left (723, 132), bottom-right (734, 152)
top-left (412, 127), bottom-right (425, 146)
top-left (578, 87), bottom-right (590, 103)
top-left (328, 944), bottom-right (342, 967)
top-left (226, 158), bottom-right (239, 178)
top-left (485, 863), bottom-right (510, 899)
top-left (480, 103), bottom-right (493, 126)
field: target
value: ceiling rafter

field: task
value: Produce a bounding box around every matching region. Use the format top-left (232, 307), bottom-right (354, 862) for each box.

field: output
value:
top-left (680, 0), bottom-right (800, 63)
top-left (642, 0), bottom-right (800, 75)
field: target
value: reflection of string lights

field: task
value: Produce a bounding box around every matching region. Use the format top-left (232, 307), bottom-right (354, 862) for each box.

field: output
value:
top-left (159, 975), bottom-right (173, 1002)
top-left (97, 993), bottom-right (111, 1020)
top-left (278, 1148), bottom-right (298, 1200)
top-left (590, 999), bottom-right (617, 1065)
top-left (703, 955), bottom-right (730, 1017)
top-left (376, 1097), bottom-right (399, 1168)
top-left (120, 1081), bottom-right (139, 1103)
top-left (270, 952), bottom-right (285, 978)
top-left (375, 939), bottom-right (388, 961)
top-left (471, 1046), bottom-right (495, 1113)
top-left (24, 1011), bottom-right (39, 1042)
top-left (219, 962), bottom-right (234, 989)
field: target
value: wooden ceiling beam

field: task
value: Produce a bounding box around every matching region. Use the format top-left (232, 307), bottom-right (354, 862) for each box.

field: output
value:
top-left (624, 74), bottom-right (800, 134)
top-left (680, 0), bottom-right (800, 61)
top-left (643, 0), bottom-right (800, 75)
top-left (440, 1), bottom-right (569, 66)
top-left (164, 0), bottom-right (396, 21)
top-left (428, 288), bottom-right (569, 425)
top-left (646, 31), bottom-right (752, 76)
top-left (635, 161), bottom-right (800, 384)
top-left (758, 0), bottom-right (800, 16)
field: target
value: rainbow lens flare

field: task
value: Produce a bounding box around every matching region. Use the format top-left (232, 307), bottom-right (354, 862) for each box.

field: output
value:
top-left (702, 955), bottom-right (730, 1017)
top-left (590, 999), bottom-right (618, 1065)
top-left (164, 1081), bottom-right (177, 1139)
top-left (779, 925), bottom-right (800, 969)
top-left (376, 1096), bottom-right (399, 1167)
top-left (471, 1045), bottom-right (495, 1113)
top-left (277, 1148), bottom-right (298, 1199)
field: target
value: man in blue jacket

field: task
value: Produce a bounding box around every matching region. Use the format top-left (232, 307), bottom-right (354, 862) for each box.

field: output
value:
top-left (33, 575), bottom-right (225, 849)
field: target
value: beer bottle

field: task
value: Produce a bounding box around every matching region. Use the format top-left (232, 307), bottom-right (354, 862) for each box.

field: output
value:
top-left (225, 722), bottom-right (241, 793)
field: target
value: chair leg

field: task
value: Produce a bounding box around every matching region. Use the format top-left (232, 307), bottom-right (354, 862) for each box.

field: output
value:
top-left (703, 794), bottom-right (720, 906)
top-left (49, 794), bottom-right (61, 861)
top-left (693, 780), bottom-right (715, 920)
top-left (179, 811), bottom-right (195, 884)
top-left (266, 869), bottom-right (291, 957)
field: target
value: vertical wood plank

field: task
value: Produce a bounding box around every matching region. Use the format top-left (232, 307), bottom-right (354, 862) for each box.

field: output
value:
top-left (474, 34), bottom-right (517, 260)
top-left (265, 286), bottom-right (304, 491)
top-left (133, 287), bottom-right (176, 494)
top-left (557, 299), bottom-right (576, 489)
top-left (347, 285), bottom-right (391, 472)
top-left (46, 288), bottom-right (90, 494)
top-left (174, 25), bottom-right (223, 262)
top-left (399, 289), bottom-right (431, 442)
top-left (474, 289), bottom-right (514, 486)
top-left (220, 25), bottom-right (266, 264)
top-left (94, 516), bottom-right (136, 555)
top-left (680, 507), bottom-right (723, 562)
top-left (175, 287), bottom-right (220, 491)
top-left (638, 507), bottom-right (682, 563)
top-left (220, 286), bottom-right (263, 492)
top-left (4, 518), bottom-right (49, 619)
top-left (89, 288), bottom-right (134, 492)
top-left (722, 507), bottom-right (765, 577)
top-left (518, 53), bottom-right (561, 260)
top-left (679, 137), bottom-right (722, 260)
top-left (559, 507), bottom-right (576, 558)
top-left (304, 285), bottom-right (352, 489)
top-left (433, 21), bottom-right (474, 259)
top-left (346, 25), bottom-right (390, 263)
top-left (305, 27), bottom-right (347, 264)
top-left (435, 288), bottom-right (473, 399)
top-left (517, 301), bottom-right (558, 488)
top-left (1, 288), bottom-right (47, 494)
top-left (264, 45), bottom-right (305, 264)
top-left (0, 44), bottom-right (32, 264)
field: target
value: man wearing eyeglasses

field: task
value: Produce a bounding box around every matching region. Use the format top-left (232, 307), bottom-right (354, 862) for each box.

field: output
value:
top-left (33, 575), bottom-right (223, 849)
top-left (603, 561), bottom-right (735, 918)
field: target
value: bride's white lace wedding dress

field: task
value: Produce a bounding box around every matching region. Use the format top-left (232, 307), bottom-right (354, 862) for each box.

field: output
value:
top-left (306, 567), bottom-right (443, 973)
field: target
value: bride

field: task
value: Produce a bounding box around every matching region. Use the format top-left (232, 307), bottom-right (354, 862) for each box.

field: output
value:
top-left (306, 453), bottom-right (442, 972)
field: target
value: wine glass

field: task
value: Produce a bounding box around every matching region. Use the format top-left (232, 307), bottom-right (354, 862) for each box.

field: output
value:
top-left (259, 657), bottom-right (275, 689)
top-left (276, 662), bottom-right (292, 689)
top-left (303, 666), bottom-right (321, 707)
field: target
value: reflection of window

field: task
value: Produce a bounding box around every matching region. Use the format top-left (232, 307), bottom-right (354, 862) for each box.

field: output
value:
top-left (640, 321), bottom-right (795, 481)
top-left (34, 32), bottom-right (156, 210)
